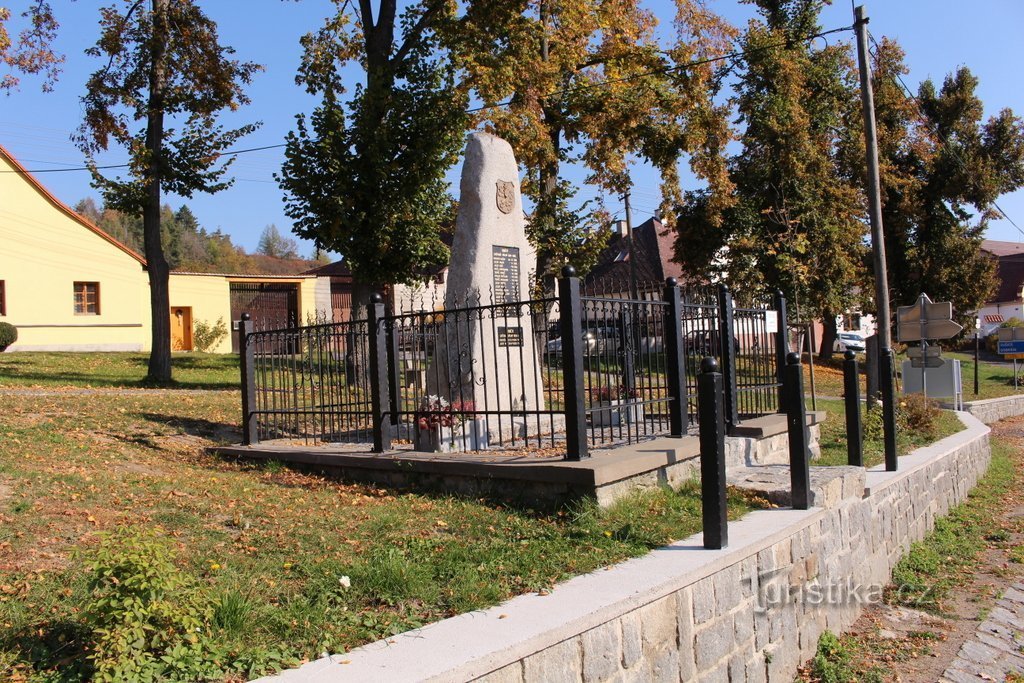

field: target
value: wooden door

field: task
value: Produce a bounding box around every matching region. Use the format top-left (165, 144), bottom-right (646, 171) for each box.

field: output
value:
top-left (170, 306), bottom-right (193, 351)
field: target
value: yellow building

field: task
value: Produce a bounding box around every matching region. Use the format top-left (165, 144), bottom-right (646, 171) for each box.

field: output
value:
top-left (1, 144), bottom-right (326, 353)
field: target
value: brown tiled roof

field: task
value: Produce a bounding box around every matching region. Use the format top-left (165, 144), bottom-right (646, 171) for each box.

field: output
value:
top-left (583, 217), bottom-right (683, 291)
top-left (982, 240), bottom-right (1024, 257)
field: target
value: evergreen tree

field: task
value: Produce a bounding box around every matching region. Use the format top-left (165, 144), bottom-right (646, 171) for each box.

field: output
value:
top-left (675, 0), bottom-right (865, 357)
top-left (871, 39), bottom-right (1023, 322)
top-left (256, 224), bottom-right (298, 259)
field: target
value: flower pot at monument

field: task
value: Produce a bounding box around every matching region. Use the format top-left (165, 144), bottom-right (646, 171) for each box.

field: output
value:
top-left (622, 402), bottom-right (644, 424)
top-left (591, 400), bottom-right (622, 427)
top-left (413, 419), bottom-right (490, 453)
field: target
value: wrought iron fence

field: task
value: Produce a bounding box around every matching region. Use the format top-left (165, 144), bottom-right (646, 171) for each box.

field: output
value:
top-left (238, 273), bottom-right (788, 459)
top-left (240, 317), bottom-right (373, 444)
top-left (382, 294), bottom-right (563, 452)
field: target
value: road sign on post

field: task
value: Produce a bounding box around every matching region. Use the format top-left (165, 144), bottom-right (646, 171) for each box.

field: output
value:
top-left (896, 294), bottom-right (963, 342)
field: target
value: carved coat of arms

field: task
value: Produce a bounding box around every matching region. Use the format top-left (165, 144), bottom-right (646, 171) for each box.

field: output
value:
top-left (496, 180), bottom-right (515, 214)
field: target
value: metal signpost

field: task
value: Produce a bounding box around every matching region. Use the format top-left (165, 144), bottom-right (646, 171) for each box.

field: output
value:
top-left (896, 293), bottom-right (963, 399)
top-left (996, 327), bottom-right (1024, 390)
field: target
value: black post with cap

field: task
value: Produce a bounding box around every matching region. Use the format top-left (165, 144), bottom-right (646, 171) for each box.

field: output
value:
top-left (698, 356), bottom-right (728, 549)
top-left (785, 352), bottom-right (811, 509)
top-left (843, 350), bottom-right (864, 467)
top-left (558, 266), bottom-right (589, 460)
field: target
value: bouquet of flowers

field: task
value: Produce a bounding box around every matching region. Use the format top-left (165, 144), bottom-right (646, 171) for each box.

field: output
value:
top-left (416, 396), bottom-right (475, 431)
top-left (589, 385), bottom-right (640, 402)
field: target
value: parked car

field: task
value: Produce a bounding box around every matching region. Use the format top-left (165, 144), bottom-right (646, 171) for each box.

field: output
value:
top-left (545, 330), bottom-right (598, 355)
top-left (684, 329), bottom-right (738, 357)
top-left (833, 332), bottom-right (866, 353)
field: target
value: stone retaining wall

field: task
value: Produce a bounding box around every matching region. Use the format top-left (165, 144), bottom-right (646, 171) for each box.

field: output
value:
top-left (952, 394), bottom-right (1024, 424)
top-left (261, 413), bottom-right (990, 683)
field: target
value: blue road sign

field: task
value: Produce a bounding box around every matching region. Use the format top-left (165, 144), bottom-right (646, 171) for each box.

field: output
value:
top-left (998, 340), bottom-right (1024, 355)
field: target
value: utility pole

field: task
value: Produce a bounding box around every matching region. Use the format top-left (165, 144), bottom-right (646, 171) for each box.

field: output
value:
top-left (623, 190), bottom-right (640, 302)
top-left (855, 4), bottom-right (898, 470)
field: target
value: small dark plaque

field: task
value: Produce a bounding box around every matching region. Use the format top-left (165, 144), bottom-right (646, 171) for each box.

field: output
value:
top-left (492, 245), bottom-right (521, 304)
top-left (497, 326), bottom-right (524, 347)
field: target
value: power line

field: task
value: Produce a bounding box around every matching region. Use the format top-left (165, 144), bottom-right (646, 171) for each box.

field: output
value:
top-left (4, 23), bottom-right (855, 175)
top-left (867, 31), bottom-right (1024, 239)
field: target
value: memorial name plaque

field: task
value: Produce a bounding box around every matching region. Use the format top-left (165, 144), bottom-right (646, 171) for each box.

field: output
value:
top-left (497, 326), bottom-right (524, 347)
top-left (492, 245), bottom-right (520, 304)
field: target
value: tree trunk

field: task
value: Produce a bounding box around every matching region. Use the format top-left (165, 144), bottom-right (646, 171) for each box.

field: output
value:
top-left (818, 312), bottom-right (838, 362)
top-left (145, 0), bottom-right (171, 384)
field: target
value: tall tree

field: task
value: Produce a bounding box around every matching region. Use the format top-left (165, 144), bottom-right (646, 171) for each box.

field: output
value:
top-left (675, 0), bottom-right (866, 357)
top-left (278, 0), bottom-right (466, 312)
top-left (257, 224), bottom-right (299, 259)
top-left (0, 1), bottom-right (61, 91)
top-left (76, 0), bottom-right (260, 382)
top-left (872, 39), bottom-right (1023, 322)
top-left (456, 0), bottom-right (735, 286)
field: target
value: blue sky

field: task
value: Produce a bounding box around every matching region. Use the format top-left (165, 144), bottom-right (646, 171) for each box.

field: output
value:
top-left (1, 0), bottom-right (1022, 256)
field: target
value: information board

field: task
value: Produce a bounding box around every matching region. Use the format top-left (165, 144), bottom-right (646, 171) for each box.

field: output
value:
top-left (492, 245), bottom-right (520, 304)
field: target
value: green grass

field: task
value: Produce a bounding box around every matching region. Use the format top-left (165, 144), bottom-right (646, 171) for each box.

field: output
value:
top-left (813, 397), bottom-right (963, 468)
top-left (886, 437), bottom-right (1018, 613)
top-left (0, 390), bottom-right (763, 680)
top-left (0, 351), bottom-right (241, 389)
top-left (806, 435), bottom-right (1021, 682)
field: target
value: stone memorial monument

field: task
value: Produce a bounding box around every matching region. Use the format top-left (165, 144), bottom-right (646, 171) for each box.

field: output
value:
top-left (424, 133), bottom-right (548, 444)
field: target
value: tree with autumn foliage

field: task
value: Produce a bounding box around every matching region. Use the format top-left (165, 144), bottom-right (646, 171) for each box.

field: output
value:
top-left (76, 0), bottom-right (260, 383)
top-left (456, 0), bottom-right (736, 287)
top-left (871, 39), bottom-right (1023, 324)
top-left (0, 1), bottom-right (61, 92)
top-left (278, 0), bottom-right (466, 313)
top-left (674, 0), bottom-right (866, 357)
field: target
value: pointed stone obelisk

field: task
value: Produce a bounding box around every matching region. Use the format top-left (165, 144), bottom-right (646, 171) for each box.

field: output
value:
top-left (426, 133), bottom-right (547, 441)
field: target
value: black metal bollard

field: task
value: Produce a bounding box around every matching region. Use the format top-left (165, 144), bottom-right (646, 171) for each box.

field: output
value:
top-left (698, 357), bottom-right (728, 549)
top-left (367, 293), bottom-right (392, 453)
top-left (880, 348), bottom-right (898, 471)
top-left (843, 350), bottom-right (864, 467)
top-left (238, 313), bottom-right (258, 445)
top-left (558, 266), bottom-right (589, 460)
top-left (784, 352), bottom-right (811, 509)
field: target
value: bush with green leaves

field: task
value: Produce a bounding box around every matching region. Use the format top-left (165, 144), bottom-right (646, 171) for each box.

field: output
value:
top-left (82, 527), bottom-right (222, 682)
top-left (192, 317), bottom-right (228, 353)
top-left (0, 322), bottom-right (17, 350)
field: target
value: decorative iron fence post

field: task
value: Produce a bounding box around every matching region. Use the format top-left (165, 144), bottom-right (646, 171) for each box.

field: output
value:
top-left (774, 290), bottom-right (789, 409)
top-left (367, 293), bottom-right (392, 452)
top-left (718, 284), bottom-right (739, 431)
top-left (559, 266), bottom-right (589, 461)
top-left (843, 350), bottom-right (864, 467)
top-left (663, 278), bottom-right (688, 436)
top-left (386, 322), bottom-right (400, 426)
top-left (784, 352), bottom-right (811, 509)
top-left (698, 357), bottom-right (728, 549)
top-left (238, 313), bottom-right (258, 445)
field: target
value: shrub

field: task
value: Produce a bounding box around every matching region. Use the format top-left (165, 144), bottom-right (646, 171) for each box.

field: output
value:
top-left (897, 392), bottom-right (940, 440)
top-left (82, 527), bottom-right (222, 682)
top-left (0, 321), bottom-right (17, 350)
top-left (192, 317), bottom-right (228, 353)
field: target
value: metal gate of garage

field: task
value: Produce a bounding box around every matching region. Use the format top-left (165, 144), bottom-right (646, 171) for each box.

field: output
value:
top-left (229, 282), bottom-right (299, 352)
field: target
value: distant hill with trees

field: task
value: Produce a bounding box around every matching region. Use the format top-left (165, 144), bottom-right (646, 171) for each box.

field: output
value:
top-left (74, 198), bottom-right (326, 275)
